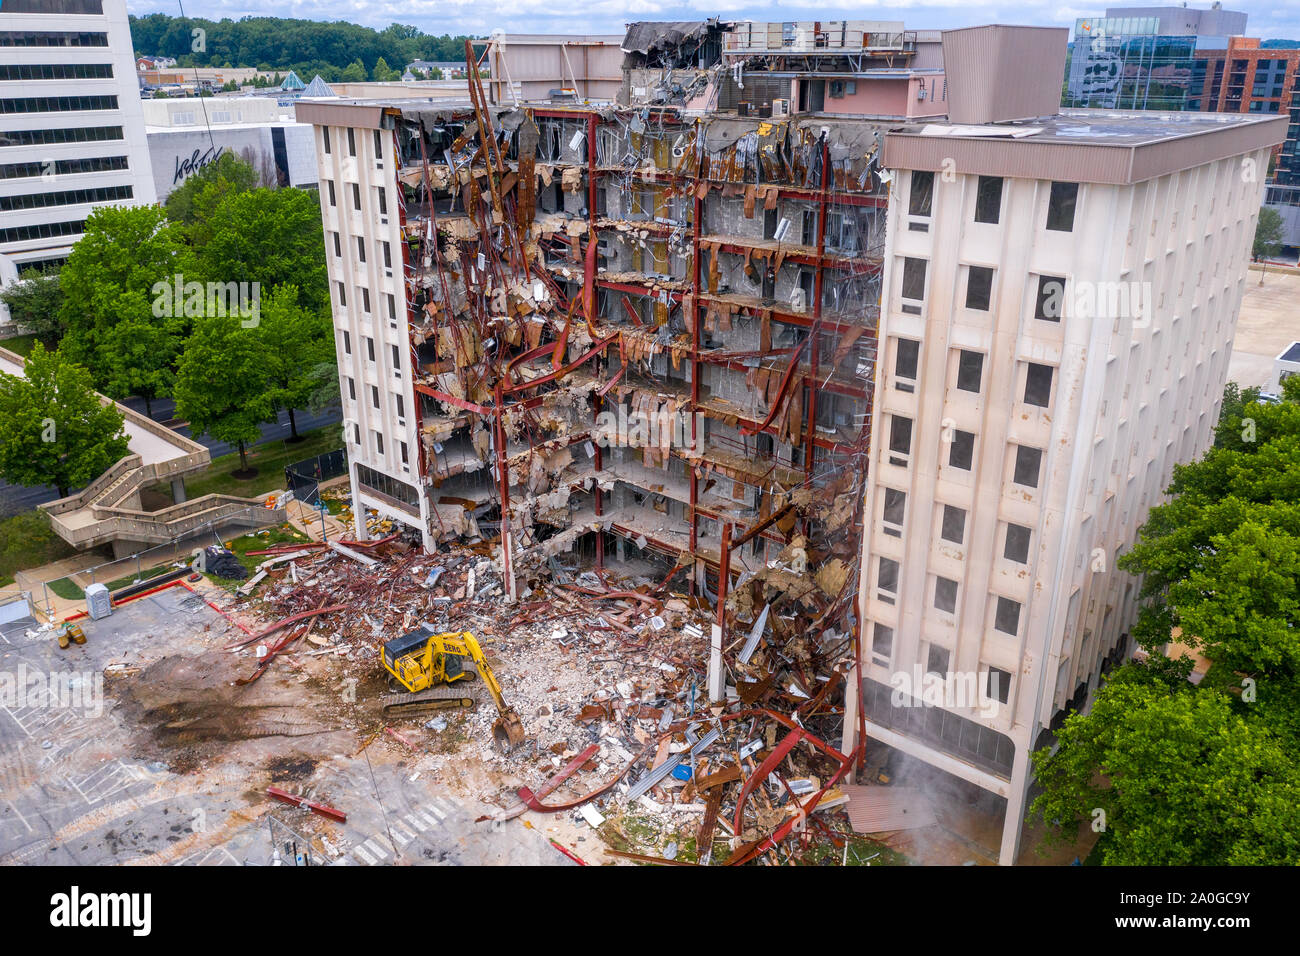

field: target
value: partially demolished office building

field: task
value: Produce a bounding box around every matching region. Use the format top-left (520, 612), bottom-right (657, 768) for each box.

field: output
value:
top-left (298, 20), bottom-right (1284, 863)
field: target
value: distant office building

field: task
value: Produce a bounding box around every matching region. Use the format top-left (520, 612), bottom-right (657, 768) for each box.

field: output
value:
top-left (0, 0), bottom-right (155, 288)
top-left (1064, 6), bottom-right (1247, 111)
top-left (142, 96), bottom-right (318, 202)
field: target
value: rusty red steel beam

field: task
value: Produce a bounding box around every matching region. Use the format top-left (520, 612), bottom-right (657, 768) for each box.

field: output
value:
top-left (727, 501), bottom-right (793, 552)
top-left (731, 728), bottom-right (805, 835)
top-left (739, 337), bottom-right (808, 437)
top-left (517, 743), bottom-right (652, 813)
top-left (225, 604), bottom-right (349, 650)
top-left (561, 585), bottom-right (660, 606)
top-left (413, 382), bottom-right (492, 416)
top-left (266, 786), bottom-right (347, 824)
top-left (501, 333), bottom-right (618, 394)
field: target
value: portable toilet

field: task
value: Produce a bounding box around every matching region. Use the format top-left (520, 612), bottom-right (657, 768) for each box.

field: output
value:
top-left (85, 582), bottom-right (112, 620)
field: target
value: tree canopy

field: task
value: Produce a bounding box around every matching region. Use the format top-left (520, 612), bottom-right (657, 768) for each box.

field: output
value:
top-left (173, 312), bottom-right (276, 474)
top-left (1031, 377), bottom-right (1300, 864)
top-left (129, 14), bottom-right (473, 80)
top-left (0, 343), bottom-right (129, 497)
top-left (57, 205), bottom-right (190, 397)
top-left (0, 267), bottom-right (65, 347)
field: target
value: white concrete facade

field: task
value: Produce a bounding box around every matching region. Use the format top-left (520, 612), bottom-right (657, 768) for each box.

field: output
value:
top-left (845, 122), bottom-right (1276, 865)
top-left (0, 0), bottom-right (155, 286)
top-left (310, 115), bottom-right (430, 548)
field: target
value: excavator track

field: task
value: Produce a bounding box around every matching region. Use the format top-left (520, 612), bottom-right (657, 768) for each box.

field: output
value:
top-left (381, 684), bottom-right (478, 719)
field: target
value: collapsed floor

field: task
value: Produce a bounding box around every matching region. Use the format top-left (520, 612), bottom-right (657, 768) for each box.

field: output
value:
top-left (195, 527), bottom-right (923, 865)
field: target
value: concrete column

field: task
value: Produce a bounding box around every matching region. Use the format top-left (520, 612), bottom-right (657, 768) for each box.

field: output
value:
top-left (170, 477), bottom-right (187, 504)
top-left (708, 622), bottom-right (725, 702)
top-left (841, 663), bottom-right (861, 762)
top-left (349, 463), bottom-right (369, 541)
top-left (998, 741), bottom-right (1034, 866)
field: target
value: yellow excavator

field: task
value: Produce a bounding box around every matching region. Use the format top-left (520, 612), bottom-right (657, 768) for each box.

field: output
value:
top-left (380, 625), bottom-right (526, 753)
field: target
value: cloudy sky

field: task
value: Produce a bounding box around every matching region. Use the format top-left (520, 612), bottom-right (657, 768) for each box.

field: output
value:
top-left (127, 2), bottom-right (1300, 42)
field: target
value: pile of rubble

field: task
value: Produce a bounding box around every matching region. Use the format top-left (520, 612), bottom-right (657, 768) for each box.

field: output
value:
top-left (217, 527), bottom-right (878, 864)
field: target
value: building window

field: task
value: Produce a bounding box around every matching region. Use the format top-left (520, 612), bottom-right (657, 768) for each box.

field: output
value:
top-left (322, 127), bottom-right (330, 154)
top-left (926, 644), bottom-right (950, 678)
top-left (888, 415), bottom-right (912, 462)
top-left (1024, 363), bottom-right (1054, 407)
top-left (882, 488), bottom-right (906, 528)
top-left (872, 623), bottom-right (893, 664)
top-left (877, 557), bottom-right (899, 601)
top-left (357, 236), bottom-right (366, 263)
top-left (986, 666), bottom-right (1011, 704)
top-left (0, 183), bottom-right (131, 211)
top-left (1046, 181), bottom-right (1078, 232)
top-left (370, 384), bottom-right (380, 408)
top-left (346, 376), bottom-right (355, 400)
top-left (1004, 523), bottom-right (1031, 563)
top-left (342, 330), bottom-right (351, 354)
top-left (378, 186), bottom-right (387, 216)
top-left (965, 266), bottom-right (993, 311)
top-left (940, 505), bottom-right (965, 544)
top-left (347, 127), bottom-right (356, 157)
top-left (391, 344), bottom-right (400, 368)
top-left (1012, 445), bottom-right (1042, 488)
top-left (353, 423), bottom-right (360, 444)
top-left (1, 154), bottom-right (126, 181)
top-left (1035, 275), bottom-right (1065, 322)
top-left (934, 577), bottom-right (958, 614)
top-left (949, 429), bottom-right (974, 470)
top-left (336, 282), bottom-right (346, 307)
top-left (909, 170), bottom-right (934, 217)
top-left (901, 257), bottom-right (927, 306)
top-left (326, 180), bottom-right (335, 206)
top-left (956, 350), bottom-right (983, 392)
top-left (0, 94), bottom-right (117, 114)
top-left (373, 129), bottom-right (383, 160)
top-left (374, 431), bottom-right (384, 455)
top-left (352, 183), bottom-right (361, 210)
top-left (974, 176), bottom-right (1002, 224)
top-left (395, 394), bottom-right (405, 419)
top-left (381, 240), bottom-right (391, 268)
top-left (895, 338), bottom-right (919, 392)
top-left (366, 336), bottom-right (375, 362)
top-left (0, 125), bottom-right (121, 147)
top-left (332, 231), bottom-right (340, 257)
top-left (400, 440), bottom-right (409, 465)
top-left (994, 597), bottom-right (1021, 635)
top-left (387, 294), bottom-right (397, 321)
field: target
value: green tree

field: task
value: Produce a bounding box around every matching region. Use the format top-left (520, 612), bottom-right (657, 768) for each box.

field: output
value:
top-left (1031, 376), bottom-right (1300, 864)
top-left (192, 187), bottom-right (328, 313)
top-left (372, 56), bottom-right (396, 81)
top-left (255, 285), bottom-right (333, 441)
top-left (173, 312), bottom-right (275, 476)
top-left (1253, 206), bottom-right (1285, 284)
top-left (164, 150), bottom-right (260, 242)
top-left (0, 343), bottom-right (129, 497)
top-left (340, 58), bottom-right (366, 82)
top-left (58, 205), bottom-right (190, 393)
top-left (0, 267), bottom-right (65, 347)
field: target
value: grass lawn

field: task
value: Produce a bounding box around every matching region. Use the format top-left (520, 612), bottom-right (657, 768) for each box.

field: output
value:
top-left (0, 333), bottom-right (43, 358)
top-left (206, 524), bottom-right (313, 587)
top-left (47, 576), bottom-right (84, 600)
top-left (151, 427), bottom-right (344, 502)
top-left (0, 511), bottom-right (78, 587)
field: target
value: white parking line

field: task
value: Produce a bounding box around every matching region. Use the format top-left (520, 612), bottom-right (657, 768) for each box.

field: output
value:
top-left (362, 837), bottom-right (389, 860)
top-left (352, 843), bottom-right (376, 865)
top-left (425, 802), bottom-right (447, 821)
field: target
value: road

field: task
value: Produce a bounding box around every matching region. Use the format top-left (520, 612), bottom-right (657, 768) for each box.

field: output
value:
top-left (0, 401), bottom-right (342, 517)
